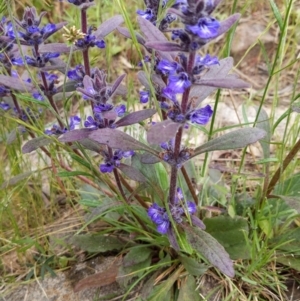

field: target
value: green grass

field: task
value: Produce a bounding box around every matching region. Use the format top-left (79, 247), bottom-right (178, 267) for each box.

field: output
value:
top-left (1, 0), bottom-right (300, 300)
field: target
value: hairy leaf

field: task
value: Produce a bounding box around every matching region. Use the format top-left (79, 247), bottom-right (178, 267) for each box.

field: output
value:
top-left (217, 13), bottom-right (240, 36)
top-left (204, 216), bottom-right (250, 260)
top-left (193, 128), bottom-right (266, 157)
top-left (123, 247), bottom-right (152, 267)
top-left (273, 195), bottom-right (300, 214)
top-left (183, 224), bottom-right (235, 277)
top-left (59, 129), bottom-right (91, 143)
top-left (39, 43), bottom-right (73, 54)
top-left (117, 26), bottom-right (146, 45)
top-left (89, 128), bottom-right (158, 155)
top-left (145, 41), bottom-right (182, 52)
top-left (147, 120), bottom-right (182, 145)
top-left (140, 153), bottom-right (161, 164)
top-left (195, 77), bottom-right (250, 89)
top-left (137, 71), bottom-right (151, 89)
top-left (115, 109), bottom-right (156, 127)
top-left (179, 255), bottom-right (208, 276)
top-left (22, 136), bottom-right (52, 153)
top-left (190, 57), bottom-right (234, 106)
top-left (56, 80), bottom-right (78, 93)
top-left (178, 275), bottom-right (201, 301)
top-left (118, 163), bottom-right (147, 182)
top-left (71, 234), bottom-right (124, 253)
top-left (110, 74), bottom-right (126, 97)
top-left (95, 15), bottom-right (124, 39)
top-left (0, 75), bottom-right (34, 92)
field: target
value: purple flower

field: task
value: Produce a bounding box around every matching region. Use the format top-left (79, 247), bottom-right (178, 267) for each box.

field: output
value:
top-left (94, 103), bottom-right (114, 113)
top-left (25, 52), bottom-right (60, 68)
top-left (0, 101), bottom-right (10, 111)
top-left (99, 149), bottom-right (134, 173)
top-left (67, 65), bottom-right (85, 83)
top-left (167, 72), bottom-right (191, 94)
top-left (75, 26), bottom-right (106, 49)
top-left (186, 17), bottom-right (220, 39)
top-left (148, 187), bottom-right (199, 234)
top-left (45, 116), bottom-right (80, 135)
top-left (186, 105), bottom-right (213, 125)
top-left (159, 140), bottom-right (193, 167)
top-left (193, 54), bottom-right (219, 74)
top-left (115, 104), bottom-right (126, 117)
top-left (139, 91), bottom-right (150, 104)
top-left (148, 204), bottom-right (170, 234)
top-left (32, 92), bottom-right (45, 101)
top-left (0, 86), bottom-right (10, 97)
top-left (156, 60), bottom-right (180, 76)
top-left (137, 8), bottom-right (155, 21)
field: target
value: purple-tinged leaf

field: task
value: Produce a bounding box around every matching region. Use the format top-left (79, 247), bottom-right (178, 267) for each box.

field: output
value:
top-left (183, 224), bottom-right (235, 278)
top-left (117, 27), bottom-right (146, 45)
top-left (115, 109), bottom-right (156, 127)
top-left (191, 215), bottom-right (206, 230)
top-left (140, 153), bottom-right (161, 164)
top-left (39, 43), bottom-right (74, 54)
top-left (138, 16), bottom-right (175, 60)
top-left (89, 128), bottom-right (159, 155)
top-left (167, 227), bottom-right (180, 251)
top-left (193, 128), bottom-right (266, 157)
top-left (56, 81), bottom-right (78, 93)
top-left (40, 58), bottom-right (67, 73)
top-left (137, 71), bottom-right (151, 89)
top-left (59, 129), bottom-right (91, 143)
top-left (147, 120), bottom-right (182, 145)
top-left (22, 136), bottom-right (52, 154)
top-left (145, 41), bottom-right (182, 52)
top-left (118, 163), bottom-right (147, 182)
top-left (6, 127), bottom-right (25, 145)
top-left (195, 77), bottom-right (250, 89)
top-left (138, 16), bottom-right (167, 43)
top-left (217, 13), bottom-right (240, 37)
top-left (110, 74), bottom-right (126, 97)
top-left (78, 138), bottom-right (105, 153)
top-left (189, 57), bottom-right (234, 106)
top-left (152, 74), bottom-right (166, 89)
top-left (0, 75), bottom-right (34, 92)
top-left (95, 15), bottom-right (124, 39)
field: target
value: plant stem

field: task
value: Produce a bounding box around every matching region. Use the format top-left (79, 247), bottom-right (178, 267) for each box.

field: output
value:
top-left (181, 166), bottom-right (198, 205)
top-left (168, 52), bottom-right (196, 204)
top-left (266, 138), bottom-right (300, 197)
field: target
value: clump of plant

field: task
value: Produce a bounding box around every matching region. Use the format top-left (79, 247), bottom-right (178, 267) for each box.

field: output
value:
top-left (1, 0), bottom-right (300, 299)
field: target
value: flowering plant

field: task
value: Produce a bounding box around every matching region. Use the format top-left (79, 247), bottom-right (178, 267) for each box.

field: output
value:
top-left (0, 0), bottom-right (275, 298)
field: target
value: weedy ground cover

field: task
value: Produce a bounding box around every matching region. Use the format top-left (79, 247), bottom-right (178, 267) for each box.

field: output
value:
top-left (0, 0), bottom-right (300, 300)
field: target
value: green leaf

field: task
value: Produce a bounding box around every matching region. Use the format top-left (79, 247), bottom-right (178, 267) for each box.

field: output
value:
top-left (276, 255), bottom-right (300, 271)
top-left (183, 224), bottom-right (235, 277)
top-left (123, 247), bottom-right (152, 267)
top-left (271, 228), bottom-right (300, 254)
top-left (204, 216), bottom-right (250, 260)
top-left (269, 0), bottom-right (283, 30)
top-left (177, 275), bottom-right (201, 301)
top-left (57, 171), bottom-right (94, 178)
top-left (117, 255), bottom-right (152, 288)
top-left (179, 255), bottom-right (208, 276)
top-left (71, 234), bottom-right (124, 253)
top-left (193, 128), bottom-right (266, 157)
